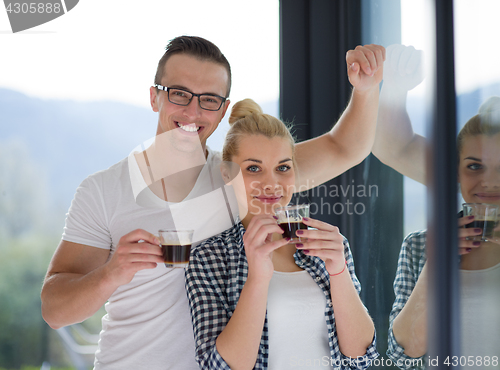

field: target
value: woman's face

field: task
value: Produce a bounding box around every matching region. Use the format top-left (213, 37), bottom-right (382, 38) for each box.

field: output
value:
top-left (458, 132), bottom-right (500, 206)
top-left (230, 134), bottom-right (295, 219)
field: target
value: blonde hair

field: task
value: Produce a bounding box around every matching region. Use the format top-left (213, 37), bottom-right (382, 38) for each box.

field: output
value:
top-left (457, 96), bottom-right (500, 158)
top-left (222, 99), bottom-right (296, 162)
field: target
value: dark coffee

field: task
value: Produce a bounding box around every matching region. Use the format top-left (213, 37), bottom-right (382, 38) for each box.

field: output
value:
top-left (161, 244), bottom-right (191, 265)
top-left (465, 220), bottom-right (498, 237)
top-left (279, 221), bottom-right (307, 239)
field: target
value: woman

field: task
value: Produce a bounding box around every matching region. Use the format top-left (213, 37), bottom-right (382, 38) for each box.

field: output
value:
top-left (382, 96), bottom-right (500, 367)
top-left (185, 99), bottom-right (378, 370)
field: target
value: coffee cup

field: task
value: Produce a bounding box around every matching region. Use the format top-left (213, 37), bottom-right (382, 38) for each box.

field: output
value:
top-left (462, 203), bottom-right (499, 242)
top-left (158, 230), bottom-right (194, 268)
top-left (275, 204), bottom-right (310, 242)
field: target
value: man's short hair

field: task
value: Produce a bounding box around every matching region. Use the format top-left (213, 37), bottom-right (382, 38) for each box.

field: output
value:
top-left (154, 35), bottom-right (232, 97)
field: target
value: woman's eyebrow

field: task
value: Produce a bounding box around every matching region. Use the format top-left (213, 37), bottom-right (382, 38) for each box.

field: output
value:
top-left (243, 158), bottom-right (292, 164)
top-left (464, 156), bottom-right (482, 161)
top-left (243, 158), bottom-right (262, 163)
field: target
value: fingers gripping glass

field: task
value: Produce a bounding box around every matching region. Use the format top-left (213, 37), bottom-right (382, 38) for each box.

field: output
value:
top-left (155, 85), bottom-right (227, 111)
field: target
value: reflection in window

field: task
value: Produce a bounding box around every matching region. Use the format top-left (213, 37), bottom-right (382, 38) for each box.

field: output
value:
top-left (454, 0), bottom-right (500, 364)
top-left (376, 0), bottom-right (500, 368)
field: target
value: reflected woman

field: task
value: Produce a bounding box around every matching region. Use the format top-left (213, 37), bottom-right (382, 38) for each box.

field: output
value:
top-left (373, 44), bottom-right (500, 369)
top-left (185, 99), bottom-right (378, 370)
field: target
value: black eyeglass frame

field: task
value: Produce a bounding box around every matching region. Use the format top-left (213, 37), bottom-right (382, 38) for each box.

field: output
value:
top-left (155, 84), bottom-right (228, 111)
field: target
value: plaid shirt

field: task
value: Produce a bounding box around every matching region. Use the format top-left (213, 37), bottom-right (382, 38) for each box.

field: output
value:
top-left (185, 221), bottom-right (379, 370)
top-left (386, 230), bottom-right (427, 369)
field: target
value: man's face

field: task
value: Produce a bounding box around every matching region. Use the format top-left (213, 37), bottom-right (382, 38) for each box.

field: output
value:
top-left (150, 53), bottom-right (230, 154)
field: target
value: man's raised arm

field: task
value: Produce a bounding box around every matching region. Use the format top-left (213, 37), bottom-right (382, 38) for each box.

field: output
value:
top-left (294, 44), bottom-right (385, 189)
top-left (372, 44), bottom-right (427, 185)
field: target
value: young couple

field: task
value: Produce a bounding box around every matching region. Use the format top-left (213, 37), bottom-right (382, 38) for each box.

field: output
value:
top-left (41, 36), bottom-right (385, 369)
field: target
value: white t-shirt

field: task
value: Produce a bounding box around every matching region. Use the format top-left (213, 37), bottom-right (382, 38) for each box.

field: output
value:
top-left (62, 147), bottom-right (238, 369)
top-left (267, 270), bottom-right (333, 369)
top-left (460, 262), bottom-right (500, 369)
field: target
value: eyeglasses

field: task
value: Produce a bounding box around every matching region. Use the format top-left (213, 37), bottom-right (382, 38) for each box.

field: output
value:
top-left (155, 85), bottom-right (227, 111)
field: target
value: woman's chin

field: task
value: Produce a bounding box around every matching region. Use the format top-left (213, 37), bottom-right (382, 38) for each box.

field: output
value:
top-left (248, 205), bottom-right (280, 217)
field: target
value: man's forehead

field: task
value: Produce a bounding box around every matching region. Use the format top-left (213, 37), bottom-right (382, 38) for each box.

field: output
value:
top-left (161, 54), bottom-right (229, 96)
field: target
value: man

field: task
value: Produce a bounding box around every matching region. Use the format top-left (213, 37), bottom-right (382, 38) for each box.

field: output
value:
top-left (41, 36), bottom-right (385, 369)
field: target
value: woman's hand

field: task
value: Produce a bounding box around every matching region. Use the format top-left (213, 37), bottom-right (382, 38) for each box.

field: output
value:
top-left (243, 215), bottom-right (290, 283)
top-left (294, 217), bottom-right (346, 275)
top-left (458, 215), bottom-right (483, 254)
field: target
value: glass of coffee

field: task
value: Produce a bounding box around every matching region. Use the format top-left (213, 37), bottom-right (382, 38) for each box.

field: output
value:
top-left (275, 204), bottom-right (310, 242)
top-left (158, 230), bottom-right (194, 268)
top-left (463, 203), bottom-right (499, 242)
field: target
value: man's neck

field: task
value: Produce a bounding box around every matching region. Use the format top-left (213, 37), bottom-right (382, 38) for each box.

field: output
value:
top-left (134, 139), bottom-right (208, 202)
top-left (136, 139), bottom-right (207, 182)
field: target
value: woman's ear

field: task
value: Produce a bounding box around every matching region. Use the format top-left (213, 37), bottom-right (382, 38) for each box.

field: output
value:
top-left (221, 165), bottom-right (232, 185)
top-left (220, 162), bottom-right (240, 185)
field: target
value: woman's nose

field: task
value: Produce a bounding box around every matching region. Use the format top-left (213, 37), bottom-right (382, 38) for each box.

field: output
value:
top-left (262, 183), bottom-right (277, 191)
top-left (261, 175), bottom-right (280, 192)
top-left (481, 168), bottom-right (500, 188)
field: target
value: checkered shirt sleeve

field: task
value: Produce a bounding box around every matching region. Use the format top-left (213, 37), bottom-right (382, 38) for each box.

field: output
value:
top-left (341, 238), bottom-right (379, 369)
top-left (186, 223), bottom-right (268, 369)
top-left (386, 230), bottom-right (427, 369)
top-left (186, 225), bottom-right (238, 370)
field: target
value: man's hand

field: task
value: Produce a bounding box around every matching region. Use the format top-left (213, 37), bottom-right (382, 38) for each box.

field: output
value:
top-left (346, 44), bottom-right (386, 92)
top-left (41, 229), bottom-right (163, 329)
top-left (103, 229), bottom-right (164, 287)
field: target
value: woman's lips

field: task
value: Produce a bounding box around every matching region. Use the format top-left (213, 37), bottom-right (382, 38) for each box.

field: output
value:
top-left (254, 196), bottom-right (283, 204)
top-left (475, 193), bottom-right (500, 202)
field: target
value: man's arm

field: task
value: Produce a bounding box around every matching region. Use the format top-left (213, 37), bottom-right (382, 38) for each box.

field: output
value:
top-left (41, 230), bottom-right (163, 329)
top-left (372, 44), bottom-right (427, 184)
top-left (294, 44), bottom-right (385, 189)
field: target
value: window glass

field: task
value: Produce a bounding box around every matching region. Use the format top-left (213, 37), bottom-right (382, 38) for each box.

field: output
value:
top-left (363, 0), bottom-right (434, 367)
top-left (369, 0), bottom-right (500, 366)
top-left (454, 0), bottom-right (500, 364)
top-left (400, 0), bottom-right (432, 235)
